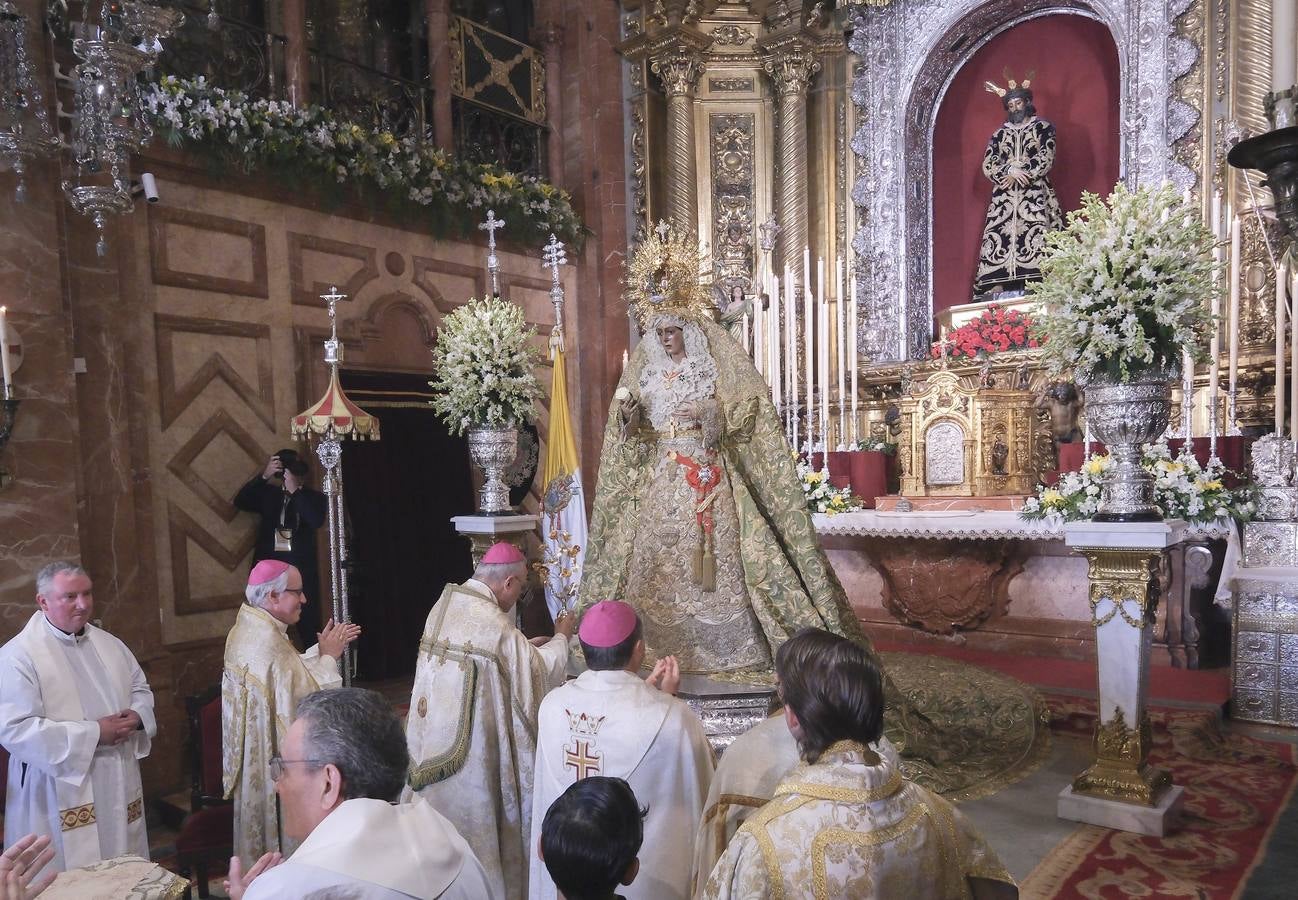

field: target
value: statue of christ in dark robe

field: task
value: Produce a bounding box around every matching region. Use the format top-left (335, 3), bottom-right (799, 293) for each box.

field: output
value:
top-left (973, 77), bottom-right (1063, 297)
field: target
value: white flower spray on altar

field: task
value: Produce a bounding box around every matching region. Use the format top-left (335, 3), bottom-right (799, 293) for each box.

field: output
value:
top-left (429, 298), bottom-right (542, 434)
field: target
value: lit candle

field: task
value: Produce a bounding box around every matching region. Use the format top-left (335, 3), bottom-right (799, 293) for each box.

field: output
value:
top-left (849, 267), bottom-right (859, 444)
top-left (621, 348), bottom-right (628, 373)
top-left (1229, 214), bottom-right (1241, 397)
top-left (1278, 263), bottom-right (1287, 435)
top-left (818, 258), bottom-right (827, 448)
top-left (0, 307), bottom-right (11, 399)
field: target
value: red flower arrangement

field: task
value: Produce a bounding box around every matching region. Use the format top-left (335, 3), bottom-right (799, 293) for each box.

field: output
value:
top-left (931, 305), bottom-right (1041, 359)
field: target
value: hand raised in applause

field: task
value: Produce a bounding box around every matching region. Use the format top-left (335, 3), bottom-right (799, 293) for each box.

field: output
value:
top-left (96, 710), bottom-right (138, 747)
top-left (317, 618), bottom-right (362, 660)
top-left (224, 852), bottom-right (283, 900)
top-left (0, 833), bottom-right (56, 899)
top-left (646, 655), bottom-right (681, 696)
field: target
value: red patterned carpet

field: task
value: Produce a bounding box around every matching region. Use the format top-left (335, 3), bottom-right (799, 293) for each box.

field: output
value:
top-left (1022, 694), bottom-right (1298, 899)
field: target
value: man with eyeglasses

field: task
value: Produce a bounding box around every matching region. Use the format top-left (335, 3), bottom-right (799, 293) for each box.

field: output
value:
top-left (225, 688), bottom-right (492, 899)
top-left (406, 542), bottom-right (575, 900)
top-left (222, 559), bottom-right (361, 869)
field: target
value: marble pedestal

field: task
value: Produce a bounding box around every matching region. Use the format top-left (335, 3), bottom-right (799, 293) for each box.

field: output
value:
top-left (451, 513), bottom-right (540, 566)
top-left (1058, 784), bottom-right (1185, 837)
top-left (1060, 520), bottom-right (1186, 833)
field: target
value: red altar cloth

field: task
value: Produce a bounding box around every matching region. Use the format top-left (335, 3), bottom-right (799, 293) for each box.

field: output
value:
top-left (807, 450), bottom-right (889, 508)
top-left (1055, 436), bottom-right (1252, 486)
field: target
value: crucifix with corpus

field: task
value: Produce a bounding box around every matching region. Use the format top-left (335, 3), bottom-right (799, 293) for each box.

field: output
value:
top-left (480, 209), bottom-right (505, 298)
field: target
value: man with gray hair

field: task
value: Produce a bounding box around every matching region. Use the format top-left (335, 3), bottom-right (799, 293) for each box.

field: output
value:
top-left (406, 542), bottom-right (575, 900)
top-left (0, 561), bottom-right (155, 881)
top-left (223, 560), bottom-right (360, 868)
top-left (226, 688), bottom-right (492, 899)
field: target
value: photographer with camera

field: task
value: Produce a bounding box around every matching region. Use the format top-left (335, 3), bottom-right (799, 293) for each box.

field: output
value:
top-left (234, 450), bottom-right (327, 640)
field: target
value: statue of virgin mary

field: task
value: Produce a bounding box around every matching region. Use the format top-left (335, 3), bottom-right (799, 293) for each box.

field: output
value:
top-left (578, 228), bottom-right (861, 675)
top-left (578, 226), bottom-right (1051, 800)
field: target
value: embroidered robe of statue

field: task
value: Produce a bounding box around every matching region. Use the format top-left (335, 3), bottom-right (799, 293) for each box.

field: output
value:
top-left (702, 741), bottom-right (1014, 899)
top-left (222, 603), bottom-right (342, 864)
top-left (405, 579), bottom-right (569, 900)
top-left (973, 115), bottom-right (1064, 296)
top-left (0, 612), bottom-right (156, 881)
top-left (528, 669), bottom-right (714, 900)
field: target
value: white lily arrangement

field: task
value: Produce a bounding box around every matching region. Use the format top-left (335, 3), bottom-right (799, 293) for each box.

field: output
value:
top-left (795, 454), bottom-right (863, 515)
top-left (1022, 441), bottom-right (1254, 525)
top-left (1028, 182), bottom-right (1217, 382)
top-left (429, 298), bottom-right (542, 435)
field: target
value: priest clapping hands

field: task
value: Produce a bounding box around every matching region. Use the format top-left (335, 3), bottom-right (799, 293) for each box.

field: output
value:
top-left (0, 834), bottom-right (57, 900)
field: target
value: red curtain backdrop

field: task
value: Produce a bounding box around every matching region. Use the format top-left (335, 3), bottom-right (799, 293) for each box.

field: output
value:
top-left (931, 14), bottom-right (1120, 321)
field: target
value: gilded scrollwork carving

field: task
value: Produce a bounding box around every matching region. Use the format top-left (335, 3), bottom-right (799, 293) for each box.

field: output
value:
top-left (1072, 706), bottom-right (1171, 805)
top-left (710, 114), bottom-right (756, 285)
top-left (709, 24), bottom-right (750, 47)
top-left (1076, 546), bottom-right (1163, 628)
top-left (650, 44), bottom-right (705, 96)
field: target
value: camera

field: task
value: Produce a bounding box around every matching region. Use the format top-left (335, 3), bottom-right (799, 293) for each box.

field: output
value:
top-left (274, 449), bottom-right (309, 479)
top-left (141, 172), bottom-right (159, 203)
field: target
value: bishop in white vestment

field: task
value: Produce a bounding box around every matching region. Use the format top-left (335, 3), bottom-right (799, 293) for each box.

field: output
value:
top-left (406, 543), bottom-right (573, 900)
top-left (0, 564), bottom-right (156, 881)
top-left (222, 560), bottom-right (360, 865)
top-left (529, 600), bottom-right (714, 900)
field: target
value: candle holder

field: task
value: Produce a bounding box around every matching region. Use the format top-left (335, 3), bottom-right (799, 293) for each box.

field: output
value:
top-left (0, 396), bottom-right (19, 490)
top-left (1228, 89), bottom-right (1298, 240)
top-left (1227, 388), bottom-right (1242, 436)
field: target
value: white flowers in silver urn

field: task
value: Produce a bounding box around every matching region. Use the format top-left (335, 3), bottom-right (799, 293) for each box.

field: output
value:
top-left (1028, 182), bottom-right (1218, 521)
top-left (429, 297), bottom-right (542, 513)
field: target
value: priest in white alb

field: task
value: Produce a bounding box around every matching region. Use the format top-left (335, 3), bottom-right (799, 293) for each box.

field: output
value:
top-left (529, 600), bottom-right (714, 900)
top-left (406, 542), bottom-right (575, 900)
top-left (0, 562), bottom-right (156, 880)
top-left (222, 559), bottom-right (361, 866)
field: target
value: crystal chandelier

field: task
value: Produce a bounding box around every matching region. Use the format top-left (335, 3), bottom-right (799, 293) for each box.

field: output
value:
top-left (61, 0), bottom-right (180, 255)
top-left (0, 1), bottom-right (60, 201)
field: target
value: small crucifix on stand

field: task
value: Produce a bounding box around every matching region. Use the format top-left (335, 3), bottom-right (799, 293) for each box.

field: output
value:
top-left (936, 327), bottom-right (952, 371)
top-left (542, 233), bottom-right (568, 354)
top-left (480, 209), bottom-right (505, 298)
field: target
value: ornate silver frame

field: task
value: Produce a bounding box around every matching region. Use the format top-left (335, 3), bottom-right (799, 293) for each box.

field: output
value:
top-left (849, 0), bottom-right (1203, 362)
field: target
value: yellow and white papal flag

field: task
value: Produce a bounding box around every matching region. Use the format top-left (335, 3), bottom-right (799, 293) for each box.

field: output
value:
top-left (537, 344), bottom-right (587, 620)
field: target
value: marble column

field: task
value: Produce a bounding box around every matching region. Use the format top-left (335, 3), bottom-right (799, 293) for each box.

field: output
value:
top-left (426, 0), bottom-right (454, 150)
top-left (281, 0), bottom-right (310, 106)
top-left (762, 39), bottom-right (819, 279)
top-left (1058, 521), bottom-right (1187, 837)
top-left (535, 20), bottom-right (564, 185)
top-left (650, 43), bottom-right (705, 234)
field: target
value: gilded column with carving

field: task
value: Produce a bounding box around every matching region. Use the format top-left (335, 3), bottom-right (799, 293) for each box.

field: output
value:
top-left (762, 37), bottom-right (820, 278)
top-left (651, 40), bottom-right (707, 233)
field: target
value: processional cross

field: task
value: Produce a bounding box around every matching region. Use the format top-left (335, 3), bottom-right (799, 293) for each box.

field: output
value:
top-left (542, 233), bottom-right (568, 353)
top-left (654, 219), bottom-right (671, 241)
top-left (321, 285), bottom-right (345, 365)
top-left (479, 209), bottom-right (505, 297)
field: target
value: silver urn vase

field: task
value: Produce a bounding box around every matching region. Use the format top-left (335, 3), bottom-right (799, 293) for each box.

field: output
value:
top-left (1082, 368), bottom-right (1176, 522)
top-left (467, 425), bottom-right (520, 514)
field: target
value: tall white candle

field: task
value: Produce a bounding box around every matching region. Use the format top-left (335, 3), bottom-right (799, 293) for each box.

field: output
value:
top-left (753, 301), bottom-right (764, 378)
top-left (0, 307), bottom-right (12, 399)
top-left (1229, 214), bottom-right (1241, 395)
top-left (785, 267), bottom-right (796, 413)
top-left (819, 288), bottom-right (829, 452)
top-left (770, 277), bottom-right (781, 406)
top-left (849, 268), bottom-right (859, 444)
top-left (804, 268), bottom-right (814, 451)
top-left (1290, 269), bottom-right (1298, 439)
top-left (1209, 192), bottom-right (1223, 438)
top-left (742, 312), bottom-right (749, 355)
top-left (1278, 262), bottom-right (1287, 435)
top-left (835, 256), bottom-right (845, 448)
top-left (1274, 0), bottom-right (1297, 90)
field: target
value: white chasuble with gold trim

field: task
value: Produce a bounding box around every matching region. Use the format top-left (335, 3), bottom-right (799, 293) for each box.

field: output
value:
top-left (702, 742), bottom-right (1014, 900)
top-left (529, 669), bottom-right (715, 900)
top-left (0, 612), bottom-right (155, 881)
top-left (222, 603), bottom-right (341, 865)
top-left (405, 580), bottom-right (568, 900)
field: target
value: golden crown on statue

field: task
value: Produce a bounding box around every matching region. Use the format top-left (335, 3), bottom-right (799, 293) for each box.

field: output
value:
top-left (625, 220), bottom-right (716, 330)
top-left (983, 69), bottom-right (1036, 98)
